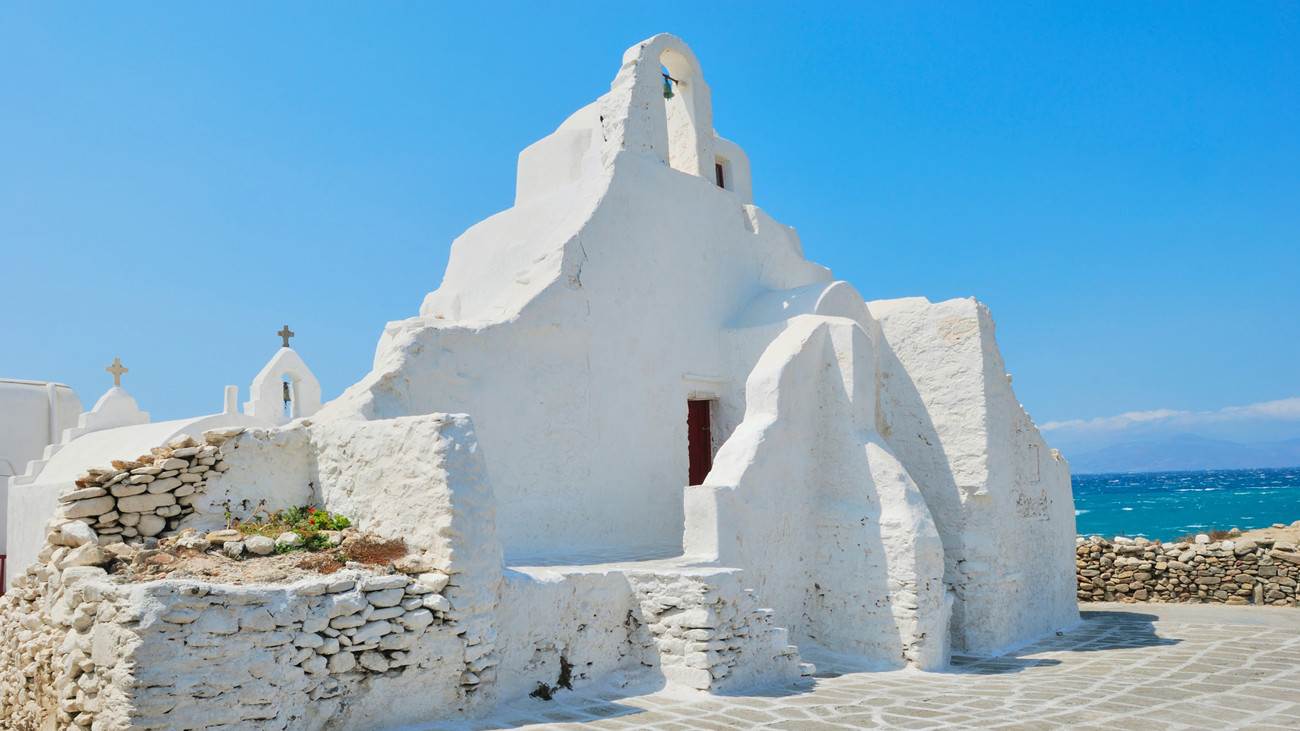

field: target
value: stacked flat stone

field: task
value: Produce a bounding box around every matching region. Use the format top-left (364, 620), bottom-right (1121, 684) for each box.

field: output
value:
top-left (55, 431), bottom-right (233, 544)
top-left (1076, 535), bottom-right (1300, 606)
top-left (0, 562), bottom-right (138, 730)
top-left (626, 571), bottom-right (811, 692)
top-left (0, 558), bottom-right (458, 730)
top-left (304, 571), bottom-right (451, 675)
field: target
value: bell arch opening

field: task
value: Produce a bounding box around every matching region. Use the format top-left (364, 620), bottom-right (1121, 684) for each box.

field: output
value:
top-left (660, 48), bottom-right (702, 177)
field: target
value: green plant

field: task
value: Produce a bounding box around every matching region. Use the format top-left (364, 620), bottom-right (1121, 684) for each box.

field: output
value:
top-left (280, 505), bottom-right (309, 527)
top-left (301, 532), bottom-right (332, 552)
top-left (233, 504), bottom-right (353, 555)
top-left (305, 508), bottom-right (350, 531)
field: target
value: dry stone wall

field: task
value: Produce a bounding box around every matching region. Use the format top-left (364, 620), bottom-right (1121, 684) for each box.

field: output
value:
top-left (124, 570), bottom-right (466, 729)
top-left (0, 431), bottom-right (237, 729)
top-left (0, 558), bottom-right (474, 729)
top-left (1076, 535), bottom-right (1300, 606)
top-left (56, 432), bottom-right (233, 544)
top-left (0, 419), bottom-right (503, 730)
top-left (0, 564), bottom-right (140, 730)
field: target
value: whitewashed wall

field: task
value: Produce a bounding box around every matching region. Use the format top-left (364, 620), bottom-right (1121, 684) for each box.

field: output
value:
top-left (870, 297), bottom-right (1079, 655)
top-left (0, 380), bottom-right (82, 479)
top-left (317, 36), bottom-right (828, 561)
top-left (685, 316), bottom-right (950, 669)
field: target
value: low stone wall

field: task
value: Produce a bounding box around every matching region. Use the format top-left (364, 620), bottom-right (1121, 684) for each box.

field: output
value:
top-left (125, 570), bottom-right (466, 729)
top-left (57, 432), bottom-right (231, 543)
top-left (0, 564), bottom-right (140, 730)
top-left (0, 415), bottom-right (506, 730)
top-left (1076, 535), bottom-right (1300, 606)
top-left (0, 559), bottom-right (473, 729)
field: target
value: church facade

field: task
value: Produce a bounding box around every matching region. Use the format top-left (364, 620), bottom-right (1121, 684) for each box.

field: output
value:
top-left (315, 32), bottom-right (1078, 660)
top-left (0, 35), bottom-right (1077, 729)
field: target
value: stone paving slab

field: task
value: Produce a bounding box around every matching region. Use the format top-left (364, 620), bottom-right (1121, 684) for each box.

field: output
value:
top-left (422, 604), bottom-right (1299, 730)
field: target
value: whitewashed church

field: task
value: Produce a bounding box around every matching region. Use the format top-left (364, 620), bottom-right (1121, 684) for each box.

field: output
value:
top-left (0, 34), bottom-right (1078, 730)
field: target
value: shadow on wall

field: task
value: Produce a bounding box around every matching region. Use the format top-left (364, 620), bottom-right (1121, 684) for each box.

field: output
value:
top-left (690, 319), bottom-right (947, 667)
top-left (873, 334), bottom-right (966, 640)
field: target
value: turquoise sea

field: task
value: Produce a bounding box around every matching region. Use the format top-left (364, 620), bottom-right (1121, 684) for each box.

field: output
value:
top-left (1072, 467), bottom-right (1300, 541)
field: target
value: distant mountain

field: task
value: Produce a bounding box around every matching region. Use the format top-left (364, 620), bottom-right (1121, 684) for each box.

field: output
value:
top-left (1066, 434), bottom-right (1300, 474)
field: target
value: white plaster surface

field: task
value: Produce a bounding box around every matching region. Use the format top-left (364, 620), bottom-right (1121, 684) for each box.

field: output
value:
top-left (869, 296), bottom-right (1079, 655)
top-left (0, 379), bottom-right (82, 556)
top-left (245, 346), bottom-right (322, 424)
top-left (303, 32), bottom-right (1073, 677)
top-left (311, 414), bottom-right (492, 564)
top-left (0, 33), bottom-right (1082, 728)
top-left (0, 379), bottom-right (81, 479)
top-left (685, 316), bottom-right (950, 669)
top-left (316, 34), bottom-right (830, 561)
top-left (64, 386), bottom-right (150, 442)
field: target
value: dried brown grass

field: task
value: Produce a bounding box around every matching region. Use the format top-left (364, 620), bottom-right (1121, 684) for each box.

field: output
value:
top-left (342, 534), bottom-right (407, 565)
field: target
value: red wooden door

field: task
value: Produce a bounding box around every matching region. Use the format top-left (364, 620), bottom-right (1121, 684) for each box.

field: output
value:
top-left (688, 400), bottom-right (713, 486)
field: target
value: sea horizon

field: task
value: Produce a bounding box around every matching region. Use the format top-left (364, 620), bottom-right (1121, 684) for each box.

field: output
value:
top-left (1073, 463), bottom-right (1300, 477)
top-left (1071, 466), bottom-right (1300, 542)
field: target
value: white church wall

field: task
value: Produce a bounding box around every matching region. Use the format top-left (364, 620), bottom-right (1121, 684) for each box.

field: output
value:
top-left (515, 102), bottom-right (603, 207)
top-left (321, 150), bottom-right (829, 561)
top-left (710, 135), bottom-right (753, 204)
top-left (493, 568), bottom-right (647, 702)
top-left (309, 414), bottom-right (500, 573)
top-left (191, 426), bottom-right (316, 527)
top-left (684, 316), bottom-right (950, 669)
top-left (975, 302), bottom-right (1079, 652)
top-left (309, 33), bottom-right (1074, 671)
top-left (0, 32), bottom-right (1091, 727)
top-left (0, 380), bottom-right (82, 560)
top-left (869, 296), bottom-right (1079, 656)
top-left (0, 379), bottom-right (81, 479)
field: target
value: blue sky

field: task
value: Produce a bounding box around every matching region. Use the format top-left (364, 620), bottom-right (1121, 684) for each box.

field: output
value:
top-left (2, 3), bottom-right (1298, 437)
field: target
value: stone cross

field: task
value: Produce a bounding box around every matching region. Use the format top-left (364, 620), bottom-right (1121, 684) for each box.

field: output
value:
top-left (278, 325), bottom-right (295, 348)
top-left (106, 357), bottom-right (128, 387)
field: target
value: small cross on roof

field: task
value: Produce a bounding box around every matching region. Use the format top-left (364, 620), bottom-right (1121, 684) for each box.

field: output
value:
top-left (105, 357), bottom-right (128, 387)
top-left (278, 325), bottom-right (295, 348)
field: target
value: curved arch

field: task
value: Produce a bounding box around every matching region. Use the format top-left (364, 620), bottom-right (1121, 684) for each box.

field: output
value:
top-left (660, 46), bottom-right (703, 176)
top-left (601, 34), bottom-right (715, 178)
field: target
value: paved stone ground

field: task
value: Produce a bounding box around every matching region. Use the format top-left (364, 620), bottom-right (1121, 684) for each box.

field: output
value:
top-left (425, 604), bottom-right (1300, 730)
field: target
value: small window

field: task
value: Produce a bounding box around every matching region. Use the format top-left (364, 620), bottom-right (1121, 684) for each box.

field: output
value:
top-left (714, 160), bottom-right (726, 189)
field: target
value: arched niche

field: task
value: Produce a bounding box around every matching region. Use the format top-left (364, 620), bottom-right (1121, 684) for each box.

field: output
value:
top-left (661, 46), bottom-right (706, 177)
top-left (603, 34), bottom-right (716, 180)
